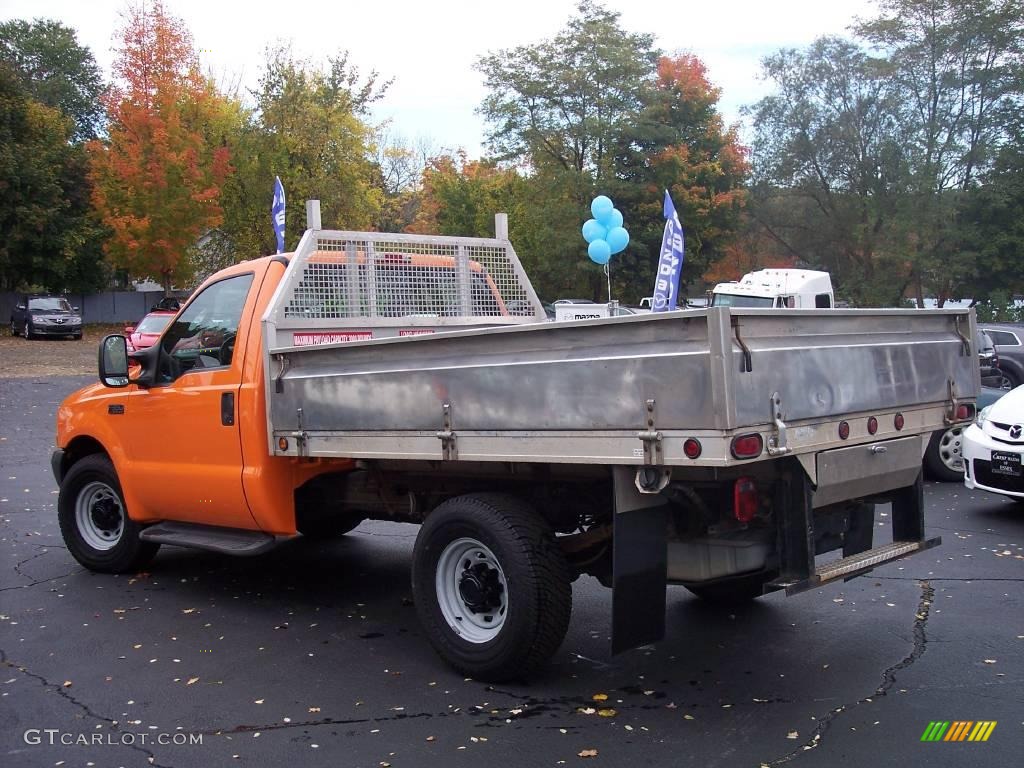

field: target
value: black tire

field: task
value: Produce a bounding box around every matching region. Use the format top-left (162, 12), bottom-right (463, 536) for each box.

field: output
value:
top-left (58, 454), bottom-right (159, 573)
top-left (23, 320), bottom-right (34, 340)
top-left (685, 569), bottom-right (775, 605)
top-left (924, 428), bottom-right (964, 482)
top-left (72, 333), bottom-right (82, 341)
top-left (298, 511), bottom-right (365, 539)
top-left (996, 368), bottom-right (1020, 390)
top-left (9, 319), bottom-right (17, 337)
top-left (412, 493), bottom-right (572, 681)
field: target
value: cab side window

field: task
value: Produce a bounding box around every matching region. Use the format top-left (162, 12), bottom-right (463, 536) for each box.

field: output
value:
top-left (158, 274), bottom-right (254, 384)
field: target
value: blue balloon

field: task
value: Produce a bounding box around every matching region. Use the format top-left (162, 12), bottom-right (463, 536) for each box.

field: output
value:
top-left (606, 226), bottom-right (630, 254)
top-left (591, 195), bottom-right (613, 222)
top-left (581, 218), bottom-right (607, 244)
top-left (605, 208), bottom-right (624, 229)
top-left (588, 239), bottom-right (611, 265)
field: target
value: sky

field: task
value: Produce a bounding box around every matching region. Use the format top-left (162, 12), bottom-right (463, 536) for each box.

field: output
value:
top-left (2, 0), bottom-right (878, 155)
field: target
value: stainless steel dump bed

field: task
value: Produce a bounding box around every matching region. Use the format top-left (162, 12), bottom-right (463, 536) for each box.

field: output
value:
top-left (262, 227), bottom-right (978, 465)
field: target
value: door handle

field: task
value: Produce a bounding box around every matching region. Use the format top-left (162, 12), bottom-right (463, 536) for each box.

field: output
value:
top-left (221, 392), bottom-right (235, 426)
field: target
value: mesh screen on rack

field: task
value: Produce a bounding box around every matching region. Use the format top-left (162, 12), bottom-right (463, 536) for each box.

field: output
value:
top-left (282, 236), bottom-right (535, 320)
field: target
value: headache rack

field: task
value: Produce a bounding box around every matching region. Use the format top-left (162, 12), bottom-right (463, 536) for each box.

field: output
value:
top-left (262, 216), bottom-right (545, 350)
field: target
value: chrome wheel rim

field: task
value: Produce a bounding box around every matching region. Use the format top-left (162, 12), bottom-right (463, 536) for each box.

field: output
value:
top-left (75, 481), bottom-right (124, 551)
top-left (435, 537), bottom-right (508, 643)
top-left (938, 427), bottom-right (964, 472)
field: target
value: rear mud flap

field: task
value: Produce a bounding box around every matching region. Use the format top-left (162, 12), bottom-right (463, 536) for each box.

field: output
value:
top-left (611, 466), bottom-right (668, 654)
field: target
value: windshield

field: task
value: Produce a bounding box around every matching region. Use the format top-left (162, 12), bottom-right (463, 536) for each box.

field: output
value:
top-left (29, 297), bottom-right (72, 312)
top-left (136, 314), bottom-right (174, 334)
top-left (711, 293), bottom-right (774, 308)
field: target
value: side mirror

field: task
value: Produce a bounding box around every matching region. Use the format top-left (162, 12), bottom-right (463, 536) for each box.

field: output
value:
top-left (16, 303), bottom-right (25, 311)
top-left (124, 325), bottom-right (136, 334)
top-left (73, 306), bottom-right (80, 312)
top-left (98, 335), bottom-right (130, 388)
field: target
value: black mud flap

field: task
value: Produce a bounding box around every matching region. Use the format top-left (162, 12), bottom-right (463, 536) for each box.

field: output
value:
top-left (611, 466), bottom-right (668, 654)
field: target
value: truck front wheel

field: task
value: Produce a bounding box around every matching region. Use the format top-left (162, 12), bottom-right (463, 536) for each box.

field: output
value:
top-left (58, 455), bottom-right (160, 573)
top-left (412, 493), bottom-right (572, 681)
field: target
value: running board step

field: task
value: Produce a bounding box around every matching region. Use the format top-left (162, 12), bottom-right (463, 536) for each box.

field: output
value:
top-left (140, 522), bottom-right (278, 556)
top-left (771, 537), bottom-right (941, 596)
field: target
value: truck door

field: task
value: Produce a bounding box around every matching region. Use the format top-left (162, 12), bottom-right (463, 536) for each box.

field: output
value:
top-left (124, 272), bottom-right (258, 529)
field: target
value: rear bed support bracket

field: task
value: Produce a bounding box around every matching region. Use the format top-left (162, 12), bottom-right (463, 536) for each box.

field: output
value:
top-left (436, 401), bottom-right (458, 461)
top-left (637, 399), bottom-right (664, 465)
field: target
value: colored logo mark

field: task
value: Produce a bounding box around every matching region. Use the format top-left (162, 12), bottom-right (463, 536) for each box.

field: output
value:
top-left (921, 721), bottom-right (996, 742)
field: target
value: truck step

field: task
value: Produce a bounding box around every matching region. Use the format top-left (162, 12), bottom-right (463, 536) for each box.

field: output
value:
top-left (771, 537), bottom-right (941, 596)
top-left (140, 522), bottom-right (278, 556)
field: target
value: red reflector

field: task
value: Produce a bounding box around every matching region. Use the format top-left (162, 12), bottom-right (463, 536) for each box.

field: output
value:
top-left (956, 404), bottom-right (973, 421)
top-left (867, 416), bottom-right (878, 435)
top-left (838, 421), bottom-right (850, 440)
top-left (894, 413), bottom-right (905, 430)
top-left (733, 477), bottom-right (758, 523)
top-left (730, 433), bottom-right (763, 459)
top-left (683, 438), bottom-right (702, 459)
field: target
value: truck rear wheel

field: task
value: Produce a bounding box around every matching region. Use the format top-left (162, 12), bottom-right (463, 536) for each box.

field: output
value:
top-left (412, 493), bottom-right (571, 681)
top-left (58, 455), bottom-right (160, 573)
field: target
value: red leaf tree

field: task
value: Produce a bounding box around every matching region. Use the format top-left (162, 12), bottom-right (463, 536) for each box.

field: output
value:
top-left (88, 1), bottom-right (230, 290)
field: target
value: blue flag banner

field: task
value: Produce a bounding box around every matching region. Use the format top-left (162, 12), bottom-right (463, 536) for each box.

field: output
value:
top-left (652, 190), bottom-right (684, 312)
top-left (272, 176), bottom-right (286, 254)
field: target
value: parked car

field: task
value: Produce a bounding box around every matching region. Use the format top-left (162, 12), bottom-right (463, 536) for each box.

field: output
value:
top-left (979, 323), bottom-right (1024, 389)
top-left (963, 384), bottom-right (1024, 501)
top-left (977, 329), bottom-right (1001, 387)
top-left (124, 310), bottom-right (176, 351)
top-left (924, 385), bottom-right (1006, 482)
top-left (9, 295), bottom-right (83, 340)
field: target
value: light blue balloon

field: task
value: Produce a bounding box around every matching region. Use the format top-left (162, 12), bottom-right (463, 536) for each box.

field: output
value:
top-left (605, 208), bottom-right (623, 229)
top-left (606, 226), bottom-right (630, 254)
top-left (588, 239), bottom-right (611, 265)
top-left (581, 218), bottom-right (607, 244)
top-left (591, 195), bottom-right (613, 222)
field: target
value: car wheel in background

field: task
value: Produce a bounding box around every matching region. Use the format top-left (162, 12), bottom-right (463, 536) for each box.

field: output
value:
top-left (924, 427), bottom-right (965, 482)
top-left (23, 320), bottom-right (34, 340)
top-left (996, 368), bottom-right (1020, 390)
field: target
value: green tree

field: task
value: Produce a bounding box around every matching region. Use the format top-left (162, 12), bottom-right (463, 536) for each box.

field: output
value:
top-left (218, 45), bottom-right (388, 259)
top-left (0, 18), bottom-right (105, 141)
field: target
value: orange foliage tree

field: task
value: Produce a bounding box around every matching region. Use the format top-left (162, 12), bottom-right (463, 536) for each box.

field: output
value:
top-left (88, 1), bottom-right (230, 289)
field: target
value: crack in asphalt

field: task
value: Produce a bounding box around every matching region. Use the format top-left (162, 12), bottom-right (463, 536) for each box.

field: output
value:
top-left (0, 568), bottom-right (83, 592)
top-left (875, 576), bottom-right (1024, 582)
top-left (762, 580), bottom-right (935, 765)
top-left (0, 649), bottom-right (173, 768)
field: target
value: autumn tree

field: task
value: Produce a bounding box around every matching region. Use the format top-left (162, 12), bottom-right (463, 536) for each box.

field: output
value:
top-left (473, 2), bottom-right (748, 302)
top-left (88, 1), bottom-right (230, 290)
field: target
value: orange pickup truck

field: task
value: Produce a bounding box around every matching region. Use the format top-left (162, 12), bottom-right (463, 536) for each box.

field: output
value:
top-left (53, 222), bottom-right (977, 681)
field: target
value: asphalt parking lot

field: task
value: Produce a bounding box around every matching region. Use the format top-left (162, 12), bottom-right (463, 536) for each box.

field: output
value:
top-left (1, 374), bottom-right (1021, 768)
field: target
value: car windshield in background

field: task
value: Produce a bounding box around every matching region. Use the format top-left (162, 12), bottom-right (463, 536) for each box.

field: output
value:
top-left (29, 297), bottom-right (72, 312)
top-left (711, 294), bottom-right (774, 308)
top-left (136, 314), bottom-right (174, 334)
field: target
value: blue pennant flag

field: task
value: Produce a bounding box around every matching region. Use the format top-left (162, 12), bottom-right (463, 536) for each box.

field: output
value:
top-left (272, 176), bottom-right (286, 254)
top-left (652, 190), bottom-right (684, 312)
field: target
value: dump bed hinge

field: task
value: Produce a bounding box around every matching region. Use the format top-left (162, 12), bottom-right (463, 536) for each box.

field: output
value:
top-left (290, 406), bottom-right (309, 456)
top-left (945, 378), bottom-right (960, 425)
top-left (731, 317), bottom-right (753, 372)
top-left (766, 391), bottom-right (790, 455)
top-left (437, 401), bottom-right (458, 461)
top-left (637, 399), bottom-right (664, 465)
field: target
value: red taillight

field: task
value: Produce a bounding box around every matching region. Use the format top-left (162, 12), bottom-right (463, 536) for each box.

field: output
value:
top-left (838, 421), bottom-right (850, 440)
top-left (683, 438), bottom-right (702, 459)
top-left (867, 416), bottom-right (878, 435)
top-left (730, 433), bottom-right (763, 459)
top-left (733, 477), bottom-right (758, 523)
top-left (956, 404), bottom-right (974, 421)
top-left (894, 412), bottom-right (905, 430)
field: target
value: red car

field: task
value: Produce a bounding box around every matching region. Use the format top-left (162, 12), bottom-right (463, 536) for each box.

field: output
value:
top-left (124, 310), bottom-right (176, 351)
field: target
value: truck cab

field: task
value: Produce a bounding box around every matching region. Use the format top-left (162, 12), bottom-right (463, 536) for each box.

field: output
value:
top-left (711, 269), bottom-right (834, 309)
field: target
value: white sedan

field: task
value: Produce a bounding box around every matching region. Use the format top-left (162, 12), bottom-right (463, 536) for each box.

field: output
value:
top-left (963, 384), bottom-right (1024, 500)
